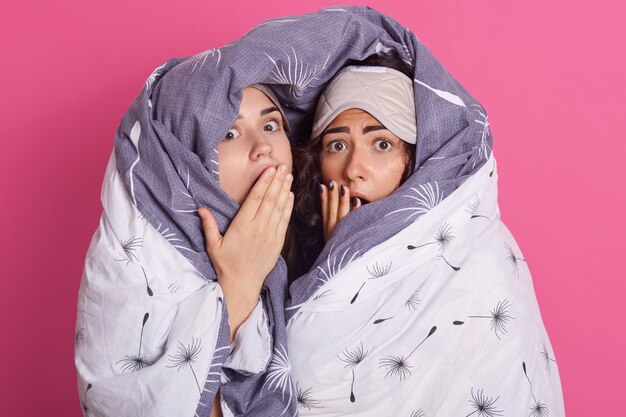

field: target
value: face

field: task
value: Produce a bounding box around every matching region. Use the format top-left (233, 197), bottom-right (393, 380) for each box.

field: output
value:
top-left (320, 109), bottom-right (408, 204)
top-left (218, 87), bottom-right (292, 204)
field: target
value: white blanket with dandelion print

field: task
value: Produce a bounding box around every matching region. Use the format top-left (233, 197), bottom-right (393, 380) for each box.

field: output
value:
top-left (287, 155), bottom-right (565, 417)
top-left (75, 154), bottom-right (271, 417)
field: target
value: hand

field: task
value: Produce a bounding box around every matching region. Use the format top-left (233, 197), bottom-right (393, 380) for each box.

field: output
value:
top-left (198, 165), bottom-right (294, 340)
top-left (320, 180), bottom-right (361, 242)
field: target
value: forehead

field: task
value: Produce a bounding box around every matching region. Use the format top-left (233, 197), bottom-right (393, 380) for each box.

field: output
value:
top-left (327, 108), bottom-right (384, 128)
top-left (240, 87), bottom-right (274, 112)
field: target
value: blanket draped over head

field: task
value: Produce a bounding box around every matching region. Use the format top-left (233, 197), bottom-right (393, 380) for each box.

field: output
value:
top-left (75, 5), bottom-right (564, 417)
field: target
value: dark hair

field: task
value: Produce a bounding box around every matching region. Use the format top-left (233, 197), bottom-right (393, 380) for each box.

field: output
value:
top-left (282, 51), bottom-right (416, 284)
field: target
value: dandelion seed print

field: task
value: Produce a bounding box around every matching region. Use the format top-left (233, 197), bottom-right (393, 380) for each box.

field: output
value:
top-left (541, 344), bottom-right (557, 376)
top-left (408, 223), bottom-right (455, 251)
top-left (262, 344), bottom-right (295, 414)
top-left (139, 266), bottom-right (153, 296)
top-left (167, 338), bottom-right (203, 395)
top-left (373, 316), bottom-right (394, 325)
top-left (184, 46), bottom-right (228, 72)
top-left (467, 300), bottom-right (513, 340)
top-left (406, 290), bottom-right (421, 311)
top-left (338, 342), bottom-right (373, 402)
top-left (466, 195), bottom-right (481, 216)
top-left (470, 104), bottom-right (492, 165)
top-left (523, 362), bottom-right (549, 417)
top-left (411, 410), bottom-right (425, 417)
top-left (81, 383), bottom-right (92, 414)
top-left (379, 326), bottom-right (437, 382)
top-left (466, 195), bottom-right (497, 221)
top-left (168, 282), bottom-right (181, 294)
top-left (145, 62), bottom-right (166, 91)
top-left (265, 48), bottom-right (329, 99)
top-left (386, 182), bottom-right (443, 222)
top-left (407, 223), bottom-right (461, 271)
top-left (116, 312), bottom-right (153, 372)
top-left (505, 244), bottom-right (526, 275)
top-left (296, 383), bottom-right (322, 410)
top-left (316, 242), bottom-right (360, 284)
top-left (114, 237), bottom-right (142, 265)
top-left (350, 261), bottom-right (392, 304)
top-left (465, 387), bottom-right (503, 417)
top-left (75, 327), bottom-right (85, 347)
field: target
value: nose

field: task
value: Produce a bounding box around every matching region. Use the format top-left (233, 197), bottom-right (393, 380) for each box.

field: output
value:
top-left (344, 147), bottom-right (369, 182)
top-left (249, 131), bottom-right (273, 160)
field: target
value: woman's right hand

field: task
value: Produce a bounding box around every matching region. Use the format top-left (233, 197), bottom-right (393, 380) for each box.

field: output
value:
top-left (198, 164), bottom-right (293, 339)
top-left (320, 180), bottom-right (361, 242)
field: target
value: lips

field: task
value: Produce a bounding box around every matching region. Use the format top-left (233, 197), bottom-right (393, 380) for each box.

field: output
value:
top-left (250, 163), bottom-right (276, 184)
top-left (349, 191), bottom-right (370, 205)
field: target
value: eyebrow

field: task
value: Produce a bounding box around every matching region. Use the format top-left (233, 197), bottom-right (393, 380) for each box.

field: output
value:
top-left (236, 106), bottom-right (281, 120)
top-left (323, 125), bottom-right (388, 136)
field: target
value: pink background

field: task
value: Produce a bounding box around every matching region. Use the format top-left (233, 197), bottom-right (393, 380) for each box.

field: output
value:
top-left (1, 1), bottom-right (624, 415)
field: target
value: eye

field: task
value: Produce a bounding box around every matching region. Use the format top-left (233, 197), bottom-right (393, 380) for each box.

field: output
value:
top-left (263, 119), bottom-right (280, 132)
top-left (374, 139), bottom-right (393, 151)
top-left (327, 140), bottom-right (347, 153)
top-left (224, 128), bottom-right (240, 140)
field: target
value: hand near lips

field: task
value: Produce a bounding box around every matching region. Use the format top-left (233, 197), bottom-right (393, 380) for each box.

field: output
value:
top-left (198, 164), bottom-right (294, 341)
top-left (320, 180), bottom-right (362, 242)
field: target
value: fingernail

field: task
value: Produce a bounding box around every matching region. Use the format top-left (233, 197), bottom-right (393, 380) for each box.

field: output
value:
top-left (350, 197), bottom-right (357, 207)
top-left (268, 167), bottom-right (276, 176)
top-left (279, 164), bottom-right (288, 174)
top-left (319, 183), bottom-right (323, 193)
top-left (340, 185), bottom-right (345, 197)
top-left (328, 180), bottom-right (334, 191)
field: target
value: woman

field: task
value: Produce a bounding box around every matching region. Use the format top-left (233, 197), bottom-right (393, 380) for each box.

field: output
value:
top-left (282, 20), bottom-right (565, 417)
top-left (75, 80), bottom-right (296, 416)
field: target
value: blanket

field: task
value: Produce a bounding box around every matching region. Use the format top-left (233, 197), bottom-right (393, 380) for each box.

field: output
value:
top-left (281, 6), bottom-right (565, 417)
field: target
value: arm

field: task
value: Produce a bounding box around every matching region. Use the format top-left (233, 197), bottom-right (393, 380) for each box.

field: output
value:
top-left (198, 165), bottom-right (293, 342)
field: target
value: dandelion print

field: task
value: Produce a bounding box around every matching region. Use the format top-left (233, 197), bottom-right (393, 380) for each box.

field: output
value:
top-left (523, 362), bottom-right (549, 417)
top-left (139, 266), bottom-right (153, 296)
top-left (386, 182), bottom-right (443, 222)
top-left (351, 261), bottom-right (392, 304)
top-left (408, 223), bottom-right (460, 271)
top-left (467, 300), bottom-right (513, 340)
top-left (379, 326), bottom-right (437, 381)
top-left (81, 383), bottom-right (92, 415)
top-left (296, 383), bottom-right (322, 411)
top-left (470, 104), bottom-right (492, 165)
top-left (541, 344), bottom-right (557, 376)
top-left (408, 223), bottom-right (455, 251)
top-left (167, 338), bottom-right (203, 394)
top-left (265, 47), bottom-right (328, 99)
top-left (411, 410), bottom-right (425, 417)
top-left (115, 237), bottom-right (142, 265)
top-left (262, 344), bottom-right (295, 414)
top-left (316, 242), bottom-right (360, 284)
top-left (505, 244), bottom-right (526, 275)
top-left (465, 387), bottom-right (503, 417)
top-left (117, 312), bottom-right (153, 372)
top-left (338, 342), bottom-right (373, 402)
top-left (75, 327), bottom-right (85, 347)
top-left (406, 290), bottom-right (421, 311)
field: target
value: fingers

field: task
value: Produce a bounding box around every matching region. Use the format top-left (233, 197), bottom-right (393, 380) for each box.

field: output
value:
top-left (276, 192), bottom-right (294, 240)
top-left (337, 185), bottom-right (351, 221)
top-left (237, 166), bottom-right (277, 220)
top-left (198, 207), bottom-right (222, 253)
top-left (267, 171), bottom-right (294, 231)
top-left (253, 164), bottom-right (290, 222)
